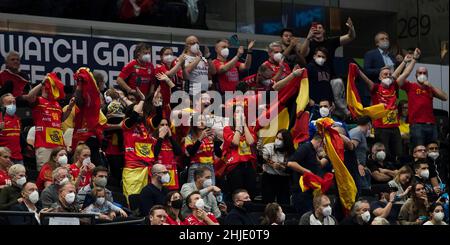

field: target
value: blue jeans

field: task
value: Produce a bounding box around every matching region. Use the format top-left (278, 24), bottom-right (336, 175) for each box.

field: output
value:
top-left (187, 163), bottom-right (215, 185)
top-left (410, 123), bottom-right (438, 148)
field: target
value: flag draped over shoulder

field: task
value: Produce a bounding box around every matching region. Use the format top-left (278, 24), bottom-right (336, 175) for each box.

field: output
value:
top-left (346, 63), bottom-right (388, 120)
top-left (44, 72), bottom-right (65, 101)
top-left (299, 172), bottom-right (334, 197)
top-left (72, 67), bottom-right (106, 146)
top-left (315, 117), bottom-right (357, 213)
top-left (256, 69), bottom-right (310, 147)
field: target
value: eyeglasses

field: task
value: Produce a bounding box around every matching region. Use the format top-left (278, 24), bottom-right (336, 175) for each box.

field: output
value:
top-left (414, 149), bottom-right (426, 153)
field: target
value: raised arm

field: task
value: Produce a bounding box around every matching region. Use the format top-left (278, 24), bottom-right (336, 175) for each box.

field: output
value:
top-left (396, 49), bottom-right (420, 87)
top-left (218, 47), bottom-right (243, 74)
top-left (339, 17), bottom-right (356, 46)
top-left (239, 40), bottom-right (255, 71)
top-left (165, 55), bottom-right (187, 77)
top-left (357, 66), bottom-right (375, 91)
top-left (272, 68), bottom-right (303, 91)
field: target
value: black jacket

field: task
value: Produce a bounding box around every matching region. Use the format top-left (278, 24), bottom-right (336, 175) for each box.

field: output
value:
top-left (8, 202), bottom-right (42, 225)
top-left (224, 206), bottom-right (258, 225)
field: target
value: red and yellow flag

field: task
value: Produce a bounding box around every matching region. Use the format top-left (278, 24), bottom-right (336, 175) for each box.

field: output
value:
top-left (44, 72), bottom-right (65, 101)
top-left (346, 63), bottom-right (388, 120)
top-left (256, 69), bottom-right (309, 147)
top-left (316, 117), bottom-right (357, 213)
top-left (299, 172), bottom-right (334, 197)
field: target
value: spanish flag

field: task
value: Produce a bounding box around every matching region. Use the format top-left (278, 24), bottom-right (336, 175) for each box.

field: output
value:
top-left (72, 67), bottom-right (107, 146)
top-left (256, 69), bottom-right (310, 147)
top-left (315, 117), bottom-right (357, 213)
top-left (346, 63), bottom-right (388, 120)
top-left (299, 172), bottom-right (334, 197)
top-left (43, 72), bottom-right (65, 101)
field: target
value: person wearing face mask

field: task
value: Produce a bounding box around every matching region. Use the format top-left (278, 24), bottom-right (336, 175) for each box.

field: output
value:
top-left (299, 194), bottom-right (337, 225)
top-left (363, 32), bottom-right (399, 83)
top-left (398, 182), bottom-right (430, 225)
top-left (261, 129), bottom-right (294, 205)
top-left (224, 189), bottom-right (258, 225)
top-left (122, 88), bottom-right (161, 199)
top-left (423, 203), bottom-right (447, 225)
top-left (309, 100), bottom-right (348, 137)
top-left (367, 142), bottom-right (398, 185)
top-left (358, 52), bottom-right (419, 162)
top-left (426, 141), bottom-right (447, 187)
top-left (398, 66), bottom-right (448, 148)
top-left (212, 39), bottom-right (254, 94)
top-left (370, 188), bottom-right (399, 225)
top-left (0, 164), bottom-right (26, 210)
top-left (139, 164), bottom-right (170, 217)
top-left (83, 187), bottom-right (127, 222)
top-left (340, 200), bottom-right (372, 225)
top-left (184, 191), bottom-right (219, 225)
top-left (69, 144), bottom-right (96, 190)
top-left (261, 202), bottom-right (286, 225)
top-left (164, 191), bottom-right (186, 225)
top-left (180, 167), bottom-right (224, 219)
top-left (9, 182), bottom-right (48, 225)
top-left (36, 147), bottom-right (68, 191)
top-left (0, 147), bottom-right (13, 189)
top-left (286, 134), bottom-right (326, 215)
top-left (117, 42), bottom-right (156, 99)
top-left (306, 47), bottom-right (333, 111)
top-left (49, 182), bottom-right (80, 213)
top-left (0, 93), bottom-right (23, 165)
top-left (183, 35), bottom-right (216, 96)
top-left (388, 166), bottom-right (414, 205)
top-left (412, 160), bottom-right (439, 202)
top-left (261, 42), bottom-right (292, 82)
top-left (77, 166), bottom-right (113, 209)
top-left (41, 167), bottom-right (71, 208)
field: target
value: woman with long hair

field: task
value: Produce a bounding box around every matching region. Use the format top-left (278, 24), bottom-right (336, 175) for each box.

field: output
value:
top-left (261, 202), bottom-right (285, 225)
top-left (398, 182), bottom-right (430, 225)
top-left (388, 165), bottom-right (413, 204)
top-left (36, 147), bottom-right (68, 191)
top-left (164, 191), bottom-right (185, 225)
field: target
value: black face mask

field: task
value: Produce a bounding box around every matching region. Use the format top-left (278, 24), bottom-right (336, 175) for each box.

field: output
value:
top-left (241, 201), bottom-right (254, 211)
top-left (171, 199), bottom-right (183, 209)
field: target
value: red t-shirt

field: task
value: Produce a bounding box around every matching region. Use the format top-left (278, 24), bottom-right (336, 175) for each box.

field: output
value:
top-left (401, 81), bottom-right (435, 124)
top-left (165, 215), bottom-right (186, 225)
top-left (222, 126), bottom-right (257, 167)
top-left (262, 60), bottom-right (291, 81)
top-left (184, 135), bottom-right (214, 165)
top-left (36, 163), bottom-right (53, 191)
top-left (0, 169), bottom-right (10, 186)
top-left (104, 131), bottom-right (123, 156)
top-left (0, 69), bottom-right (29, 97)
top-left (241, 74), bottom-right (274, 92)
top-left (122, 121), bottom-right (156, 168)
top-left (119, 59), bottom-right (156, 96)
top-left (0, 113), bottom-right (22, 160)
top-left (371, 83), bottom-right (399, 128)
top-left (213, 59), bottom-right (242, 93)
top-left (69, 163), bottom-right (92, 189)
top-left (184, 212), bottom-right (218, 225)
top-left (32, 97), bottom-right (64, 148)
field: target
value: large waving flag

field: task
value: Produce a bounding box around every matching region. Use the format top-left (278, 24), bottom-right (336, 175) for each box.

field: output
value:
top-left (299, 172), bottom-right (334, 197)
top-left (256, 69), bottom-right (310, 147)
top-left (43, 72), bottom-right (65, 101)
top-left (315, 117), bottom-right (357, 213)
top-left (72, 67), bottom-right (106, 146)
top-left (346, 63), bottom-right (388, 120)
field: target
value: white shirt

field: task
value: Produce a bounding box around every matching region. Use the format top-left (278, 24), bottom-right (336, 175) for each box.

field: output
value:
top-left (378, 48), bottom-right (394, 69)
top-left (184, 55), bottom-right (209, 95)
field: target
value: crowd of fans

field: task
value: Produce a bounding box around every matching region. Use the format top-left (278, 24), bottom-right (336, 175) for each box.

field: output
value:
top-left (0, 17), bottom-right (448, 226)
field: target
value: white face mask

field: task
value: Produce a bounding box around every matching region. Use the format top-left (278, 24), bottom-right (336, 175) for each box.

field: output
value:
top-left (434, 212), bottom-right (444, 222)
top-left (163, 54), bottom-right (175, 64)
top-left (361, 211), bottom-right (371, 223)
top-left (105, 96), bottom-right (113, 104)
top-left (279, 212), bottom-right (286, 223)
top-left (141, 54), bottom-right (151, 63)
top-left (16, 176), bottom-right (26, 187)
top-left (160, 173), bottom-right (171, 184)
top-left (195, 198), bottom-right (205, 210)
top-left (375, 151), bottom-right (386, 161)
top-left (273, 52), bottom-right (283, 63)
top-left (428, 152), bottom-right (440, 160)
top-left (58, 155), bottom-right (68, 166)
top-left (5, 104), bottom-right (16, 116)
top-left (420, 169), bottom-right (430, 179)
top-left (322, 205), bottom-right (332, 217)
top-left (274, 139), bottom-right (284, 148)
top-left (96, 197), bottom-right (106, 206)
top-left (202, 178), bottom-right (212, 188)
top-left (59, 177), bottom-right (69, 186)
top-left (65, 192), bottom-right (76, 204)
top-left (379, 41), bottom-right (390, 50)
top-left (319, 107), bottom-right (330, 118)
top-left (190, 43), bottom-right (200, 54)
top-left (261, 79), bottom-right (272, 87)
top-left (28, 190), bottom-right (39, 204)
top-left (417, 74), bottom-right (428, 83)
top-left (220, 48), bottom-right (230, 59)
top-left (381, 77), bottom-right (392, 87)
top-left (315, 57), bottom-right (326, 66)
top-left (82, 157), bottom-right (91, 166)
